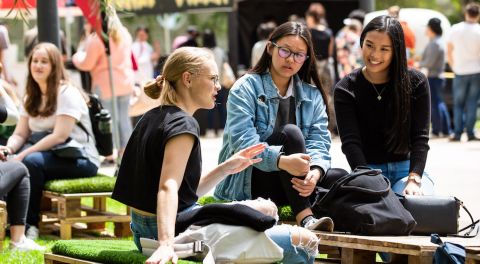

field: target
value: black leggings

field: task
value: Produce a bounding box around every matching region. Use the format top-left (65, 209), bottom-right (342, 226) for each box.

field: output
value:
top-left (0, 161), bottom-right (30, 225)
top-left (251, 124), bottom-right (312, 216)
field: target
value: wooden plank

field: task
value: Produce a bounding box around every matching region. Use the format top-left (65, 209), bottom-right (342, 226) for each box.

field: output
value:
top-left (0, 201), bottom-right (6, 251)
top-left (60, 222), bottom-right (72, 240)
top-left (44, 253), bottom-right (102, 264)
top-left (58, 198), bottom-right (81, 218)
top-left (61, 215), bottom-right (131, 223)
top-left (341, 248), bottom-right (376, 264)
top-left (43, 191), bottom-right (112, 199)
top-left (467, 247), bottom-right (480, 263)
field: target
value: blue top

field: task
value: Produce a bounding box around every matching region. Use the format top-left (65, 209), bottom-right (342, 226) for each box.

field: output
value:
top-left (214, 72), bottom-right (331, 200)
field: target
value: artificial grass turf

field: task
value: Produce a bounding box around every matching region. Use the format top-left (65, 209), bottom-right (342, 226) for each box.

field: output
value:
top-left (51, 240), bottom-right (201, 264)
top-left (44, 174), bottom-right (116, 193)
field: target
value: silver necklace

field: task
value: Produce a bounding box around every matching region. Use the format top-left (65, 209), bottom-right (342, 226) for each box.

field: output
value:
top-left (371, 82), bottom-right (386, 101)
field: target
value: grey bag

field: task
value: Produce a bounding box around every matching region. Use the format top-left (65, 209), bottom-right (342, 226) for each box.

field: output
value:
top-left (399, 195), bottom-right (478, 236)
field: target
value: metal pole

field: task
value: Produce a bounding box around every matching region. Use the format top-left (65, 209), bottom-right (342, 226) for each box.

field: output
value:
top-left (101, 11), bottom-right (121, 163)
top-left (37, 0), bottom-right (61, 48)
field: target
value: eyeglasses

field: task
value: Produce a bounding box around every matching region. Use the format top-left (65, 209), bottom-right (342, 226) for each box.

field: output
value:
top-left (271, 42), bottom-right (309, 64)
top-left (202, 74), bottom-right (220, 86)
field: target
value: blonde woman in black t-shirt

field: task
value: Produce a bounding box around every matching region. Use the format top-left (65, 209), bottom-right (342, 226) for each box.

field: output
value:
top-left (334, 15), bottom-right (434, 196)
top-left (112, 47), bottom-right (321, 264)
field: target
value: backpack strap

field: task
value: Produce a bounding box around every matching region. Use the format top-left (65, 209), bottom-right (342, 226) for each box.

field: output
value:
top-left (76, 121), bottom-right (92, 142)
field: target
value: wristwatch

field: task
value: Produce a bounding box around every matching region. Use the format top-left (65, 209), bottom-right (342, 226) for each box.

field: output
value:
top-left (407, 174), bottom-right (422, 185)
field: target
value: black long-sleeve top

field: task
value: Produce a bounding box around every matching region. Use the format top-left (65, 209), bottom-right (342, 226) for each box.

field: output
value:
top-left (334, 68), bottom-right (430, 176)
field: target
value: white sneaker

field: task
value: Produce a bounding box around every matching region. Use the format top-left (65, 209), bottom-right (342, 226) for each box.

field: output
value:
top-left (303, 216), bottom-right (334, 232)
top-left (9, 236), bottom-right (46, 251)
top-left (25, 226), bottom-right (40, 240)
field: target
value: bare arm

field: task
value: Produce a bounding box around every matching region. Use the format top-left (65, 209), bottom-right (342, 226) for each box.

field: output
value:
top-left (197, 143), bottom-right (265, 197)
top-left (14, 114), bottom-right (76, 161)
top-left (147, 134), bottom-right (195, 264)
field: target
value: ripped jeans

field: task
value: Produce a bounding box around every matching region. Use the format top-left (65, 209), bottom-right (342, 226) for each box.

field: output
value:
top-left (130, 209), bottom-right (318, 263)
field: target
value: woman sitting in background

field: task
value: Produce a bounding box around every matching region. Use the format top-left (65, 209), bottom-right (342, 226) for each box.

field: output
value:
top-left (0, 43), bottom-right (99, 239)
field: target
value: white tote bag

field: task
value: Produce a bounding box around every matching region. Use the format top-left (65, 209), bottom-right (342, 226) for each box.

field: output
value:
top-left (141, 224), bottom-right (283, 264)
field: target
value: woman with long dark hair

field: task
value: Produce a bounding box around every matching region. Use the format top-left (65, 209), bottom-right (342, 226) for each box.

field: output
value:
top-left (214, 21), bottom-right (335, 231)
top-left (334, 15), bottom-right (434, 195)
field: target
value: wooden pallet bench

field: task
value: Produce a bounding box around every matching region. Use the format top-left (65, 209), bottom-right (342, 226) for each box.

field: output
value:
top-left (0, 201), bottom-right (6, 251)
top-left (40, 175), bottom-right (131, 239)
top-left (315, 232), bottom-right (480, 264)
top-left (467, 247), bottom-right (480, 264)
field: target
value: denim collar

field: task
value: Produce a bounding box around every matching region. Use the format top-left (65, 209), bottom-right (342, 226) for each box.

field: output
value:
top-left (260, 72), bottom-right (310, 103)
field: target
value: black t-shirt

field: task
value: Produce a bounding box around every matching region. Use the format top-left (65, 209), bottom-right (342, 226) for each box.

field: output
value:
top-left (112, 105), bottom-right (202, 214)
top-left (334, 68), bottom-right (430, 175)
top-left (310, 28), bottom-right (332, 60)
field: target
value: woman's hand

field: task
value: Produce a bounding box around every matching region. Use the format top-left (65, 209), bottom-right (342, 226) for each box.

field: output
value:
top-left (145, 245), bottom-right (178, 264)
top-left (278, 153), bottom-right (310, 176)
top-left (291, 168), bottom-right (320, 197)
top-left (221, 143), bottom-right (265, 175)
top-left (403, 181), bottom-right (423, 196)
top-left (0, 146), bottom-right (12, 161)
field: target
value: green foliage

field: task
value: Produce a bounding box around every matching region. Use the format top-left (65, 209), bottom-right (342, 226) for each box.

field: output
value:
top-left (44, 174), bottom-right (116, 193)
top-left (0, 237), bottom-right (57, 264)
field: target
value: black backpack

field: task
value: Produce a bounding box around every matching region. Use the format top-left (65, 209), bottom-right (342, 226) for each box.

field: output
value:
top-left (312, 167), bottom-right (416, 235)
top-left (77, 94), bottom-right (113, 156)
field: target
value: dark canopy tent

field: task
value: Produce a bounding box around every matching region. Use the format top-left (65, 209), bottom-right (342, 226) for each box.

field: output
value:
top-left (121, 0), bottom-right (373, 71)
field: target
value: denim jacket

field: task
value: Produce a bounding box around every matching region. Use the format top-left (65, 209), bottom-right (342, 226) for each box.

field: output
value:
top-left (214, 72), bottom-right (331, 201)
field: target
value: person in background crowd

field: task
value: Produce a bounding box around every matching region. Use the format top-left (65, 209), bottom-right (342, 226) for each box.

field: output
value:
top-left (305, 3), bottom-right (336, 134)
top-left (202, 29), bottom-right (231, 137)
top-left (215, 21), bottom-right (336, 232)
top-left (446, 2), bottom-right (480, 142)
top-left (251, 21), bottom-right (277, 68)
top-left (73, 10), bottom-right (135, 162)
top-left (334, 15), bottom-right (434, 196)
top-left (418, 18), bottom-right (452, 138)
top-left (388, 5), bottom-right (416, 66)
top-left (336, 9), bottom-right (365, 79)
top-left (172, 26), bottom-right (200, 50)
top-left (1, 43), bottom-right (99, 239)
top-left (112, 47), bottom-right (320, 264)
top-left (130, 26), bottom-right (160, 126)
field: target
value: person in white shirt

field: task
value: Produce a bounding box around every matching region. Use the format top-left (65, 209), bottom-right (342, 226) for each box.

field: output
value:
top-left (132, 26), bottom-right (155, 84)
top-left (447, 2), bottom-right (480, 142)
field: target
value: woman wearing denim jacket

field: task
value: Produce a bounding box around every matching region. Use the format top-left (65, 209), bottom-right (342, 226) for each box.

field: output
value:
top-left (215, 21), bottom-right (335, 231)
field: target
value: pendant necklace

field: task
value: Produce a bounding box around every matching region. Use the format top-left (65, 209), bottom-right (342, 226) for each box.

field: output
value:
top-left (371, 82), bottom-right (386, 101)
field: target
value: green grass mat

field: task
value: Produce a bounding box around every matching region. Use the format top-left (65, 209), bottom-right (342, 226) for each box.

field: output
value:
top-left (44, 174), bottom-right (116, 193)
top-left (51, 240), bottom-right (200, 264)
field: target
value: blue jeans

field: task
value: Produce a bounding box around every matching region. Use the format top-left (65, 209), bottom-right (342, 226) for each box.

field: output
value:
top-left (368, 160), bottom-right (434, 195)
top-left (130, 206), bottom-right (315, 263)
top-left (428, 77), bottom-right (452, 135)
top-left (23, 151), bottom-right (98, 226)
top-left (452, 73), bottom-right (480, 138)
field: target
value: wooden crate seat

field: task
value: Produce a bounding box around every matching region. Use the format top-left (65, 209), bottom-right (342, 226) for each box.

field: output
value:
top-left (467, 247), bottom-right (480, 264)
top-left (45, 240), bottom-right (201, 264)
top-left (40, 175), bottom-right (130, 239)
top-left (314, 232), bottom-right (480, 263)
top-left (0, 201), bottom-right (6, 251)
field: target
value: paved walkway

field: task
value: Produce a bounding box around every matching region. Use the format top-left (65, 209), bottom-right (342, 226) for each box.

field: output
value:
top-left (200, 135), bottom-right (480, 228)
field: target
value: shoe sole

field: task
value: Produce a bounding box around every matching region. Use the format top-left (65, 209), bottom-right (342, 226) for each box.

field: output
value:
top-left (307, 217), bottom-right (334, 232)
